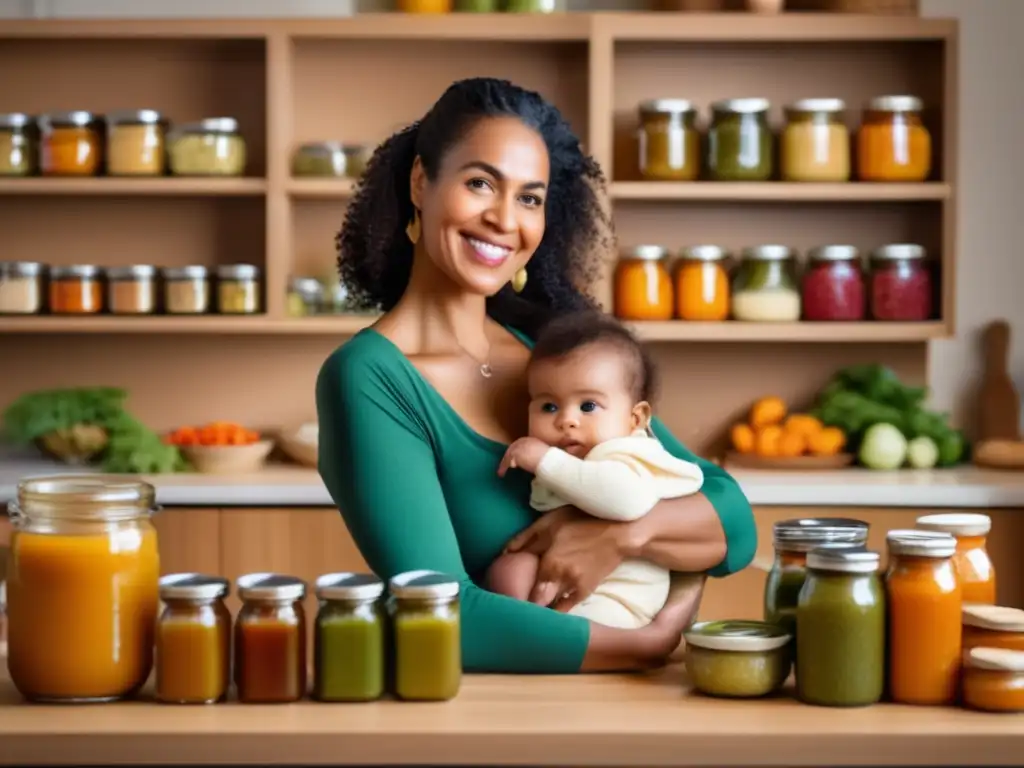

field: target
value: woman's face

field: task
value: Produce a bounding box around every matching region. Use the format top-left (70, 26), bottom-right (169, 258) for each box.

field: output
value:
top-left (410, 116), bottom-right (549, 297)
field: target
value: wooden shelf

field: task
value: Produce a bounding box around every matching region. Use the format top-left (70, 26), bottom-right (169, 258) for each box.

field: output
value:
top-left (627, 321), bottom-right (947, 343)
top-left (287, 178), bottom-right (358, 199)
top-left (0, 178), bottom-right (267, 196)
top-left (610, 182), bottom-right (951, 203)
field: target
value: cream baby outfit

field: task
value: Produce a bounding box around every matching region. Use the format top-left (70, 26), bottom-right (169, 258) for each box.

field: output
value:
top-left (530, 428), bottom-right (705, 629)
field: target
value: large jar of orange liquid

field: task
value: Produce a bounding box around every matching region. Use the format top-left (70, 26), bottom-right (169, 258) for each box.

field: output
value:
top-left (915, 512), bottom-right (996, 605)
top-left (6, 475), bottom-right (160, 702)
top-left (613, 245), bottom-right (674, 322)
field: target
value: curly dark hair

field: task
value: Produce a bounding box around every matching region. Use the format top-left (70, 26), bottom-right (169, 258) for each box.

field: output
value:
top-left (336, 77), bottom-right (612, 337)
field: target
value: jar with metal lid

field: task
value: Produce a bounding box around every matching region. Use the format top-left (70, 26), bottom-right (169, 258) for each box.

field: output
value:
top-left (884, 529), bottom-right (962, 706)
top-left (869, 243), bottom-right (932, 321)
top-left (637, 99), bottom-right (701, 182)
top-left (0, 112), bottom-right (37, 176)
top-left (801, 245), bottom-right (865, 321)
top-left (0, 261), bottom-right (45, 314)
top-left (916, 513), bottom-right (995, 605)
top-left (6, 476), bottom-right (160, 703)
top-left (674, 245), bottom-right (730, 321)
top-left (389, 570), bottom-right (461, 701)
top-left (707, 98), bottom-right (773, 182)
top-left (168, 118), bottom-right (247, 177)
top-left (313, 573), bottom-right (386, 702)
top-left (795, 546), bottom-right (884, 707)
top-left (731, 245), bottom-right (800, 322)
top-left (292, 142), bottom-right (369, 179)
top-left (105, 265), bottom-right (157, 315)
top-left (106, 109), bottom-right (166, 177)
top-left (683, 620), bottom-right (792, 699)
top-left (234, 573), bottom-right (307, 704)
top-left (962, 605), bottom-right (1024, 654)
top-left (781, 98), bottom-right (850, 182)
top-left (156, 573), bottom-right (232, 705)
top-left (857, 95), bottom-right (932, 182)
top-left (217, 264), bottom-right (261, 314)
top-left (613, 245), bottom-right (674, 321)
top-left (962, 648), bottom-right (1024, 713)
top-left (287, 277), bottom-right (325, 317)
top-left (49, 264), bottom-right (103, 314)
top-left (38, 111), bottom-right (101, 176)
top-left (163, 265), bottom-right (210, 314)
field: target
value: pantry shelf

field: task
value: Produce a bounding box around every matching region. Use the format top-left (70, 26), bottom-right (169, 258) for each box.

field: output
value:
top-left (0, 315), bottom-right (375, 334)
top-left (0, 178), bottom-right (268, 196)
top-left (627, 321), bottom-right (948, 343)
top-left (610, 182), bottom-right (952, 203)
top-left (286, 179), bottom-right (359, 199)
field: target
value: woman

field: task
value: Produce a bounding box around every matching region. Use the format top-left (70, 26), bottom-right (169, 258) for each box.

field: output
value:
top-left (316, 77), bottom-right (756, 673)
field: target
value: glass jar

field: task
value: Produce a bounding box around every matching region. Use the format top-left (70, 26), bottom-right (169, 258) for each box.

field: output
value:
top-left (613, 245), bottom-right (673, 322)
top-left (105, 265), bottom-right (157, 315)
top-left (163, 265), bottom-right (210, 314)
top-left (455, 0), bottom-right (499, 10)
top-left (869, 244), bottom-right (932, 321)
top-left (0, 261), bottom-right (45, 315)
top-left (313, 573), bottom-right (386, 702)
top-left (961, 648), bottom-right (1024, 713)
top-left (962, 605), bottom-right (1024, 654)
top-left (155, 573), bottom-right (232, 705)
top-left (763, 517), bottom-right (869, 638)
top-left (707, 98), bottom-right (773, 182)
top-left (287, 277), bottom-right (325, 317)
top-left (389, 570), bottom-right (461, 701)
top-left (795, 546), bottom-right (884, 707)
top-left (683, 620), bottom-right (792, 699)
top-left (731, 245), bottom-right (800, 322)
top-left (292, 142), bottom-right (368, 179)
top-left (6, 475), bottom-right (160, 702)
top-left (637, 99), bottom-right (700, 182)
top-left (234, 573), bottom-right (307, 704)
top-left (674, 245), bottom-right (730, 321)
top-left (781, 98), bottom-right (850, 183)
top-left (38, 111), bottom-right (102, 176)
top-left (168, 118), bottom-right (247, 177)
top-left (0, 112), bottom-right (37, 176)
top-left (398, 0), bottom-right (453, 11)
top-left (801, 245), bottom-right (865, 321)
top-left (49, 264), bottom-right (103, 314)
top-left (884, 529), bottom-right (962, 706)
top-left (915, 513), bottom-right (995, 604)
top-left (857, 95), bottom-right (932, 182)
top-left (504, 0), bottom-right (563, 11)
top-left (106, 109), bottom-right (166, 177)
top-left (217, 264), bottom-right (261, 314)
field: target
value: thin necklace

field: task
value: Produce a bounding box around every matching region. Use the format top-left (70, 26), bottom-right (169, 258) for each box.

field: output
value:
top-left (453, 337), bottom-right (493, 379)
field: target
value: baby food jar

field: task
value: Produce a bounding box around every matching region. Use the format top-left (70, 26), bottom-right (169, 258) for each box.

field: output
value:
top-left (707, 98), bottom-right (773, 182)
top-left (106, 109), bottom-right (167, 177)
top-left (613, 245), bottom-right (674, 321)
top-left (781, 98), bottom-right (850, 182)
top-left (292, 142), bottom-right (369, 179)
top-left (868, 244), bottom-right (932, 322)
top-left (168, 118), bottom-right (247, 177)
top-left (961, 648), bottom-right (1024, 713)
top-left (313, 573), bottom-right (386, 702)
top-left (217, 264), bottom-right (261, 314)
top-left (389, 570), bottom-right (461, 701)
top-left (234, 573), bottom-right (307, 704)
top-left (39, 111), bottom-right (102, 176)
top-left (961, 605), bottom-right (1024, 654)
top-left (106, 264), bottom-right (158, 315)
top-left (915, 512), bottom-right (995, 604)
top-left (0, 112), bottom-right (37, 177)
top-left (674, 245), bottom-right (730, 321)
top-left (801, 245), bottom-right (866, 322)
top-left (731, 245), bottom-right (801, 322)
top-left (0, 261), bottom-right (45, 315)
top-left (163, 265), bottom-right (210, 315)
top-left (637, 99), bottom-right (701, 182)
top-left (857, 95), bottom-right (932, 182)
top-left (49, 264), bottom-right (103, 315)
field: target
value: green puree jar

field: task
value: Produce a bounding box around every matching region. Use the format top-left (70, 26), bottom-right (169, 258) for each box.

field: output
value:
top-left (796, 546), bottom-right (885, 707)
top-left (389, 570), bottom-right (461, 701)
top-left (313, 573), bottom-right (386, 702)
top-left (707, 98), bottom-right (773, 181)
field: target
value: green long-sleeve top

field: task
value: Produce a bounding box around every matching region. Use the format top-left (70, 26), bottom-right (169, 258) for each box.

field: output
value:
top-left (315, 327), bottom-right (757, 674)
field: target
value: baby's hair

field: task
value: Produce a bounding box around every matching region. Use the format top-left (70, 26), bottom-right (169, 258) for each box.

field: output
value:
top-left (529, 311), bottom-right (657, 403)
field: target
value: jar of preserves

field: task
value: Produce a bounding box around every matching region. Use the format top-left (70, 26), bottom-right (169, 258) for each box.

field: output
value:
top-left (106, 265), bottom-right (157, 315)
top-left (915, 513), bottom-right (995, 604)
top-left (801, 245), bottom-right (865, 322)
top-left (389, 570), bottom-right (461, 701)
top-left (637, 99), bottom-right (700, 182)
top-left (106, 109), bottom-right (166, 177)
top-left (0, 112), bottom-right (37, 176)
top-left (49, 264), bottom-right (103, 314)
top-left (313, 573), bottom-right (386, 702)
top-left (168, 118), bottom-right (247, 177)
top-left (795, 546), bottom-right (884, 707)
top-left (163, 265), bottom-right (210, 314)
top-left (674, 245), bottom-right (730, 321)
top-left (780, 98), bottom-right (850, 182)
top-left (869, 244), bottom-right (932, 321)
top-left (884, 529), bottom-right (962, 706)
top-left (398, 0), bottom-right (453, 11)
top-left (292, 142), bottom-right (368, 178)
top-left (155, 573), bottom-right (232, 705)
top-left (287, 277), bottom-right (325, 317)
top-left (217, 264), bottom-right (261, 314)
top-left (6, 475), bottom-right (160, 702)
top-left (857, 95), bottom-right (932, 182)
top-left (961, 648), bottom-right (1024, 713)
top-left (39, 111), bottom-right (101, 176)
top-left (707, 98), bottom-right (773, 182)
top-left (683, 620), bottom-right (792, 699)
top-left (234, 573), bottom-right (307, 704)
top-left (613, 245), bottom-right (673, 321)
top-left (0, 261), bottom-right (44, 315)
top-left (731, 245), bottom-right (800, 322)
top-left (962, 605), bottom-right (1024, 654)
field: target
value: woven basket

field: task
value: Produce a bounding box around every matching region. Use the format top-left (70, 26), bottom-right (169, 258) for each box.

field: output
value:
top-left (786, 0), bottom-right (918, 13)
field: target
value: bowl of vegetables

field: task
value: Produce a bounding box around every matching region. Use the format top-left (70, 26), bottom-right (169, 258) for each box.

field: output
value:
top-left (164, 421), bottom-right (273, 474)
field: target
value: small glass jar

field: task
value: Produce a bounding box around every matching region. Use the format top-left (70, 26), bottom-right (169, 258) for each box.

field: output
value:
top-left (38, 111), bottom-right (102, 177)
top-left (857, 95), bottom-right (932, 182)
top-left (613, 245), bottom-right (673, 322)
top-left (389, 570), bottom-right (461, 701)
top-left (707, 98), bottom-right (773, 182)
top-left (105, 265), bottom-right (157, 315)
top-left (0, 112), bottom-right (37, 177)
top-left (313, 573), bottom-right (386, 703)
top-left (106, 109), bottom-right (166, 177)
top-left (155, 574), bottom-right (232, 705)
top-left (234, 573), bottom-right (307, 704)
top-left (6, 476), bottom-right (160, 702)
top-left (292, 142), bottom-right (369, 179)
top-left (869, 244), bottom-right (932, 321)
top-left (217, 264), bottom-right (261, 315)
top-left (962, 605), bottom-right (1024, 654)
top-left (674, 245), bottom-right (730, 321)
top-left (961, 648), bottom-right (1024, 713)
top-left (637, 99), bottom-right (701, 182)
top-left (168, 118), bottom-right (247, 177)
top-left (398, 0), bottom-right (453, 11)
top-left (0, 261), bottom-right (45, 315)
top-left (916, 513), bottom-right (995, 605)
top-left (801, 245), bottom-right (865, 322)
top-left (287, 277), bottom-right (325, 317)
top-left (49, 264), bottom-right (103, 314)
top-left (163, 265), bottom-right (210, 315)
top-left (781, 98), bottom-right (851, 182)
top-left (504, 0), bottom-right (563, 11)
top-left (731, 245), bottom-right (800, 322)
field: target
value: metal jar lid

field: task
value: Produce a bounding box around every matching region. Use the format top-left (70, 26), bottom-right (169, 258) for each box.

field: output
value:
top-left (624, 245), bottom-right (669, 262)
top-left (105, 265), bottom-right (157, 281)
top-left (684, 620), bottom-right (791, 654)
top-left (315, 572), bottom-right (384, 602)
top-left (236, 573), bottom-right (306, 602)
top-left (886, 529), bottom-right (957, 558)
top-left (0, 261), bottom-right (44, 278)
top-left (807, 245), bottom-right (861, 263)
top-left (388, 570), bottom-right (460, 600)
top-left (217, 264), bottom-right (260, 280)
top-left (50, 264), bottom-right (101, 279)
top-left (639, 99), bottom-right (696, 116)
top-left (179, 117), bottom-right (240, 136)
top-left (872, 244), bottom-right (926, 261)
top-left (106, 109), bottom-right (165, 126)
top-left (866, 95), bottom-right (924, 113)
top-left (297, 141), bottom-right (366, 157)
top-left (963, 647), bottom-right (1024, 673)
top-left (679, 245), bottom-right (729, 263)
top-left (711, 98), bottom-right (770, 115)
top-left (163, 265), bottom-right (209, 281)
top-left (0, 113), bottom-right (33, 130)
top-left (159, 573), bottom-right (230, 601)
top-left (742, 245), bottom-right (794, 262)
top-left (916, 512), bottom-right (991, 537)
top-left (962, 604), bottom-right (1024, 633)
top-left (773, 517), bottom-right (869, 553)
top-left (784, 98), bottom-right (846, 117)
top-left (806, 545), bottom-right (881, 573)
top-left (39, 111), bottom-right (97, 128)
top-left (14, 475), bottom-right (156, 521)
top-left (290, 277), bottom-right (324, 297)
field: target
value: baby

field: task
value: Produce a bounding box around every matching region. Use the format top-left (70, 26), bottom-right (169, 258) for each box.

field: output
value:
top-left (489, 311), bottom-right (705, 629)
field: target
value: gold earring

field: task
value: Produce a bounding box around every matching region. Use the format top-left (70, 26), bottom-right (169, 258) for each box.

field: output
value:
top-left (512, 267), bottom-right (528, 293)
top-left (405, 209), bottom-right (421, 245)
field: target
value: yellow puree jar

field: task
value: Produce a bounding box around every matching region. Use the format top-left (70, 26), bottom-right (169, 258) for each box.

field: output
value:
top-left (781, 98), bottom-right (850, 182)
top-left (388, 570), bottom-right (461, 701)
top-left (637, 99), bottom-right (700, 181)
top-left (106, 109), bottom-right (166, 177)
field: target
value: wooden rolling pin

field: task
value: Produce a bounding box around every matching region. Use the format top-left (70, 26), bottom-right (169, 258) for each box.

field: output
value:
top-left (978, 320), bottom-right (1020, 442)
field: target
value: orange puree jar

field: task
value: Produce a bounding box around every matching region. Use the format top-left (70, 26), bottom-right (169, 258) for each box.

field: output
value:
top-left (857, 95), bottom-right (932, 182)
top-left (6, 475), bottom-right (160, 702)
top-left (613, 245), bottom-right (674, 322)
top-left (234, 573), bottom-right (307, 704)
top-left (962, 604), bottom-right (1024, 654)
top-left (675, 245), bottom-right (731, 322)
top-left (962, 648), bottom-right (1024, 713)
top-left (39, 111), bottom-right (102, 177)
top-left (915, 513), bottom-right (996, 605)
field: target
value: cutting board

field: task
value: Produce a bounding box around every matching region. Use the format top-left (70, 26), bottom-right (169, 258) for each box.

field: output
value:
top-left (977, 320), bottom-right (1020, 442)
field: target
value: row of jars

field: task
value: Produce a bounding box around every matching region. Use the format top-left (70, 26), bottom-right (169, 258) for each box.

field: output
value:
top-left (398, 0), bottom-right (562, 12)
top-left (613, 242), bottom-right (934, 324)
top-left (0, 261), bottom-right (262, 315)
top-left (637, 95), bottom-right (933, 183)
top-left (0, 111), bottom-right (247, 178)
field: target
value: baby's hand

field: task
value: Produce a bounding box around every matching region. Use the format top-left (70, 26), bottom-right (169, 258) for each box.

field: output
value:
top-left (498, 437), bottom-right (551, 477)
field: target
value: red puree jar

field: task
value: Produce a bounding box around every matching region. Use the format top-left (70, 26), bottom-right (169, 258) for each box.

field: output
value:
top-left (801, 245), bottom-right (865, 321)
top-left (869, 244), bottom-right (933, 322)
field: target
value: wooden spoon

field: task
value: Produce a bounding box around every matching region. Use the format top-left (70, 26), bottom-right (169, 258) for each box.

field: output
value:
top-left (977, 320), bottom-right (1020, 442)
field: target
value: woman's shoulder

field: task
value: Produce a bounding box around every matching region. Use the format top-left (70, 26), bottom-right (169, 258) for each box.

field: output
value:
top-left (317, 328), bottom-right (406, 395)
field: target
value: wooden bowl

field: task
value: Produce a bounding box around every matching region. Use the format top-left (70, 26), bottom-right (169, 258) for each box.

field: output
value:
top-left (181, 439), bottom-right (274, 475)
top-left (725, 451), bottom-right (855, 470)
